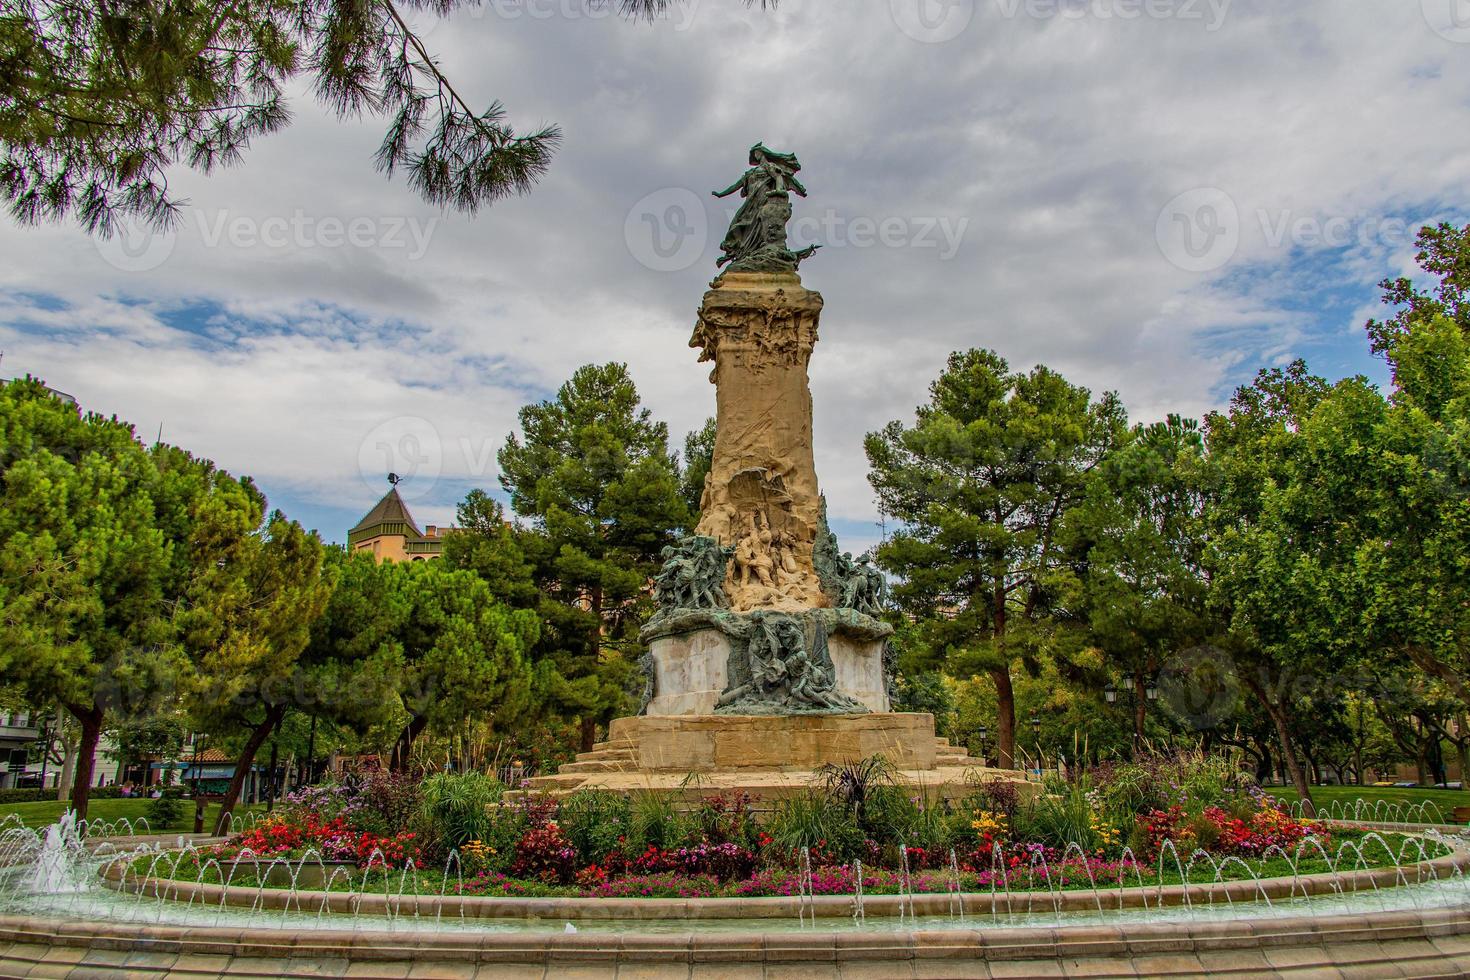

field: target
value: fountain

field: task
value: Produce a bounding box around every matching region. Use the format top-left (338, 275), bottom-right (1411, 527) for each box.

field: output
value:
top-left (0, 797), bottom-right (1467, 975)
top-left (25, 810), bottom-right (82, 895)
top-left (1, 149), bottom-right (1468, 975)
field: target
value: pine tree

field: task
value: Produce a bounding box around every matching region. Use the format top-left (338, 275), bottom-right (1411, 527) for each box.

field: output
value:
top-left (0, 0), bottom-right (767, 233)
top-left (865, 350), bottom-right (1126, 769)
top-left (497, 363), bottom-right (690, 751)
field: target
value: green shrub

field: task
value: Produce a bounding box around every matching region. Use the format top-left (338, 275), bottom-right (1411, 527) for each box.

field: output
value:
top-left (414, 772), bottom-right (502, 857)
top-left (628, 790), bottom-right (692, 851)
top-left (766, 790), bottom-right (864, 862)
top-left (145, 793), bottom-right (184, 828)
top-left (1013, 785), bottom-right (1094, 852)
top-left (559, 790), bottom-right (630, 864)
top-left (861, 785), bottom-right (949, 852)
top-left (0, 788), bottom-right (48, 805)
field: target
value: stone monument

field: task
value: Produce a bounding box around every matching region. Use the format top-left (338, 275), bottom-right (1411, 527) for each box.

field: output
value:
top-left (521, 145), bottom-right (1023, 800)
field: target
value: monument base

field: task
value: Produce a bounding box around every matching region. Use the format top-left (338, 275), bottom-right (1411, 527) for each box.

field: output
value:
top-left (645, 624), bottom-right (889, 715)
top-left (518, 713), bottom-right (1035, 803)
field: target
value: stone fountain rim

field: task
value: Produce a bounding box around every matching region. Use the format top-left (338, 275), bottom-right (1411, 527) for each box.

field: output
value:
top-left (94, 823), bottom-right (1469, 922)
top-left (1, 902), bottom-right (1469, 965)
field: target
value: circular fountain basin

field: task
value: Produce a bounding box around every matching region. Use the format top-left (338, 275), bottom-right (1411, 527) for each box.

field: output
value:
top-left (96, 842), bottom-right (1470, 920)
top-left (3, 820), bottom-right (1468, 976)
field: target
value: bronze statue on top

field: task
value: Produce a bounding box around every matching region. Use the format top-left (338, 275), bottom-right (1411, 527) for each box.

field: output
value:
top-left (713, 143), bottom-right (821, 274)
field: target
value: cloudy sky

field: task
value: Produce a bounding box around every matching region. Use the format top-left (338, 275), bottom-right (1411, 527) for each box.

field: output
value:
top-left (2, 0), bottom-right (1468, 553)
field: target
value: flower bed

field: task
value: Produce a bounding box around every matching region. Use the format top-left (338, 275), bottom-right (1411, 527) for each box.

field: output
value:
top-left (130, 752), bottom-right (1457, 902)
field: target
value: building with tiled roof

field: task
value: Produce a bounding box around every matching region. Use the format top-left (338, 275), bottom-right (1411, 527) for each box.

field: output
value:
top-left (348, 482), bottom-right (450, 562)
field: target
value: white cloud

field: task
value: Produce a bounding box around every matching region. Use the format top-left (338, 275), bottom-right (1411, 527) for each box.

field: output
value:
top-left (3, 0), bottom-right (1468, 538)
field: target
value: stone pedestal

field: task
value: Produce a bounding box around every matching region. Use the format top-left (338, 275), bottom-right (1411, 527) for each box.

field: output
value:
top-left (691, 272), bottom-right (828, 613)
top-left (519, 712), bottom-right (1035, 803)
top-left (647, 627), bottom-right (888, 716)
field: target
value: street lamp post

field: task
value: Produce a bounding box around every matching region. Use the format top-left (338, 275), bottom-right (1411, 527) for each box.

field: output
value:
top-left (977, 724), bottom-right (989, 767)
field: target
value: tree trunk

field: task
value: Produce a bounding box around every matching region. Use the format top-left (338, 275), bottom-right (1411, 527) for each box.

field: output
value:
top-left (990, 580), bottom-right (1017, 770)
top-left (213, 705), bottom-right (285, 836)
top-left (392, 714), bottom-right (430, 773)
top-left (63, 702), bottom-right (105, 822)
top-left (991, 667), bottom-right (1016, 770)
top-left (56, 734), bottom-right (78, 802)
top-left (579, 716), bottom-right (598, 755)
top-left (1133, 674), bottom-right (1147, 750)
top-left (1243, 676), bottom-right (1314, 816)
top-left (265, 741), bottom-right (279, 812)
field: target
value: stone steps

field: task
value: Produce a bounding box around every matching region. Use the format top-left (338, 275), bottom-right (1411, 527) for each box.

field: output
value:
top-left (573, 748), bottom-right (637, 764)
top-left (553, 759), bottom-right (638, 775)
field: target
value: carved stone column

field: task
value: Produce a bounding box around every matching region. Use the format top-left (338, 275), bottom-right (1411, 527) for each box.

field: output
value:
top-left (690, 271), bottom-right (828, 612)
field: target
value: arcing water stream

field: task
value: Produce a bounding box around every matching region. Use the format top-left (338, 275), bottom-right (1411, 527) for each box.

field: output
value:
top-left (1, 812), bottom-right (1467, 936)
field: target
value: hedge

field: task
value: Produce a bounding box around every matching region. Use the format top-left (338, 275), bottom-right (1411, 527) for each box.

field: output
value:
top-left (0, 786), bottom-right (125, 805)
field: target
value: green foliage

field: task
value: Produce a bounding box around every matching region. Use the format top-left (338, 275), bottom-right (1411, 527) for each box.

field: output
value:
top-left (1010, 782), bottom-right (1096, 852)
top-left (816, 755), bottom-right (894, 831)
top-left (0, 0), bottom-right (566, 233)
top-left (627, 789), bottom-right (691, 852)
top-left (0, 378), bottom-right (265, 814)
top-left (679, 417), bottom-right (718, 517)
top-left (861, 785), bottom-right (951, 853)
top-left (765, 790), bottom-right (864, 860)
top-left (1366, 222), bottom-right (1470, 355)
top-left (558, 790), bottom-right (631, 863)
top-left (495, 363), bottom-right (691, 743)
top-left (865, 349), bottom-right (1127, 765)
top-left (414, 771), bottom-right (502, 856)
top-left (393, 560), bottom-right (539, 737)
top-left (144, 793), bottom-right (184, 828)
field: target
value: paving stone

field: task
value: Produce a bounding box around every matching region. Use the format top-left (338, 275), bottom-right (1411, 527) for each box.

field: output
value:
top-left (1061, 956), bottom-right (1136, 978)
top-left (1336, 964), bottom-right (1409, 980)
top-left (168, 953), bottom-right (234, 977)
top-left (1124, 954), bottom-right (1208, 978)
top-left (537, 967), bottom-right (618, 980)
top-left (224, 955), bottom-right (305, 976)
top-left (404, 963), bottom-right (478, 980)
top-left (122, 951), bottom-right (178, 971)
top-left (5, 944), bottom-right (49, 966)
top-left (76, 948), bottom-right (132, 968)
top-left (912, 963), bottom-right (992, 980)
top-left (1264, 945), bottom-right (1332, 968)
top-left (688, 965), bottom-right (764, 980)
top-left (763, 967), bottom-right (839, 980)
top-left (988, 960), bottom-right (1064, 978)
top-left (281, 956), bottom-right (352, 977)
top-left (613, 965), bottom-right (694, 980)
top-left (470, 966), bottom-right (545, 980)
top-left (342, 962), bottom-right (413, 979)
top-left (837, 961), bottom-right (915, 979)
top-left (1194, 949), bottom-right (1272, 974)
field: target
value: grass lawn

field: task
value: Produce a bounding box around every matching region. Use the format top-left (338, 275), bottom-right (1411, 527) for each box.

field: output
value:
top-left (0, 797), bottom-right (266, 833)
top-left (1265, 784), bottom-right (1469, 821)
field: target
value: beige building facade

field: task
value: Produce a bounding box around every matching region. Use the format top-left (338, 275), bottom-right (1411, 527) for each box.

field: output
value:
top-left (347, 486), bottom-right (450, 562)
